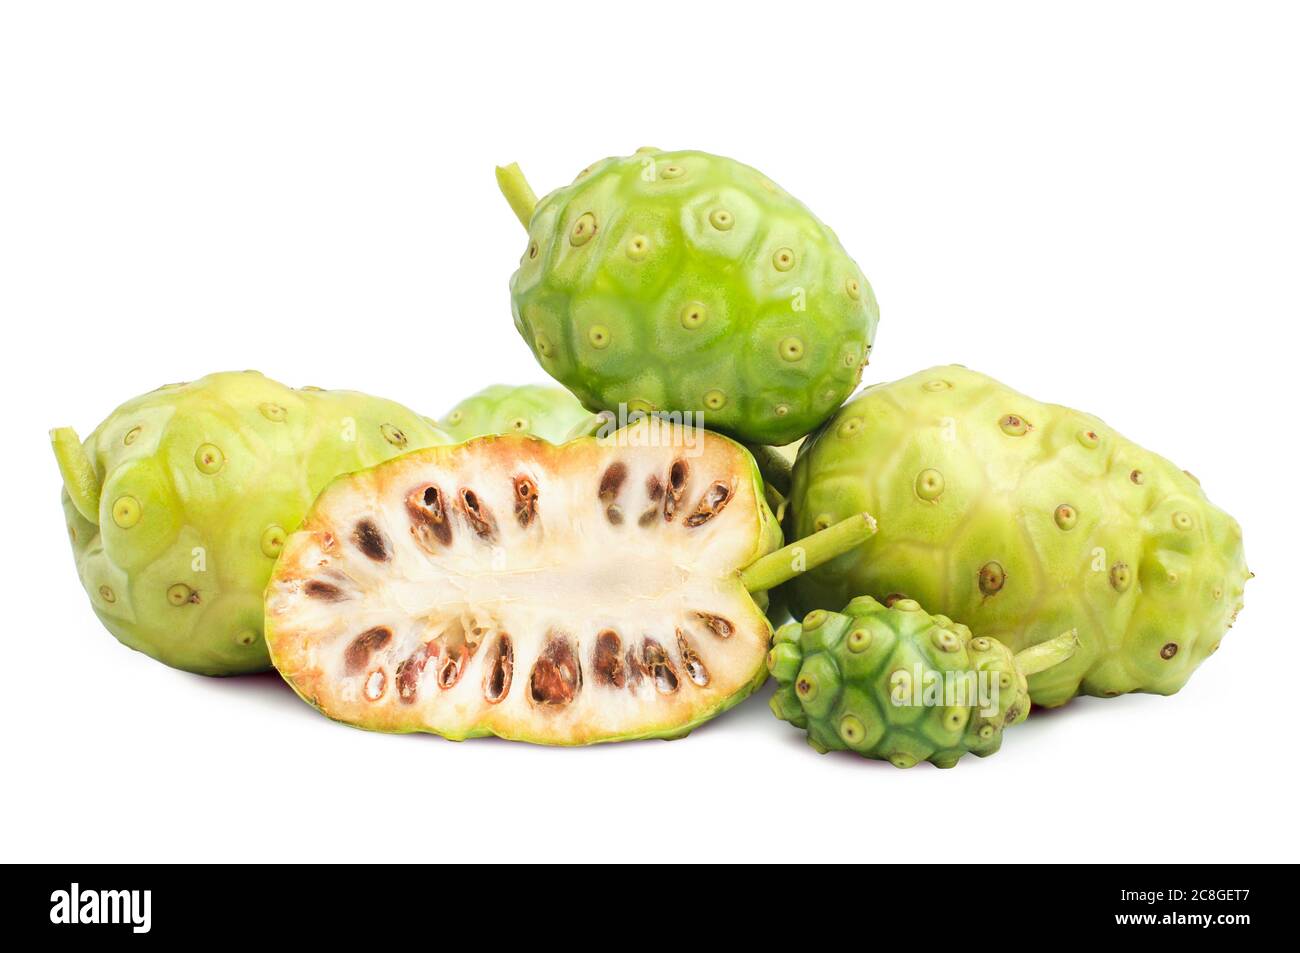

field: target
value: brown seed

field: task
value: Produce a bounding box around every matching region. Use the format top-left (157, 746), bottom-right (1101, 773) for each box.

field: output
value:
top-left (483, 635), bottom-right (514, 703)
top-left (351, 519), bottom-right (391, 562)
top-left (459, 488), bottom-right (497, 540)
top-left (396, 644), bottom-right (433, 704)
top-left (305, 580), bottom-right (346, 601)
top-left (528, 633), bottom-right (581, 707)
top-left (642, 638), bottom-right (679, 695)
top-left (684, 481), bottom-right (734, 527)
top-left (599, 462), bottom-right (627, 525)
top-left (676, 630), bottom-right (709, 687)
top-left (513, 476), bottom-right (539, 529)
top-left (345, 626), bottom-right (393, 674)
top-left (696, 612), bottom-right (734, 639)
top-left (592, 630), bottom-right (626, 688)
top-left (663, 459), bottom-right (689, 522)
top-left (406, 484), bottom-right (453, 550)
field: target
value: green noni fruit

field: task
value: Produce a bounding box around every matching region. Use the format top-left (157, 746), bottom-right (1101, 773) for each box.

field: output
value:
top-left (438, 384), bottom-right (595, 443)
top-left (786, 365), bottom-right (1250, 707)
top-left (496, 148), bottom-right (879, 446)
top-left (51, 370), bottom-right (452, 676)
top-left (769, 597), bottom-right (1078, 767)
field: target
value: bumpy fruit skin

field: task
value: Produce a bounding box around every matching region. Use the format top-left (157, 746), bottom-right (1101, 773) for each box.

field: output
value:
top-left (438, 384), bottom-right (594, 444)
top-left (506, 148), bottom-right (879, 446)
top-left (769, 597), bottom-right (1034, 768)
top-left (786, 365), bottom-right (1249, 707)
top-left (56, 371), bottom-right (451, 676)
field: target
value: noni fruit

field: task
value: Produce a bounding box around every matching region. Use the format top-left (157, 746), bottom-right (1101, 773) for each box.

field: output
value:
top-left (438, 384), bottom-right (595, 443)
top-left (785, 365), bottom-right (1249, 707)
top-left (265, 419), bottom-right (876, 744)
top-left (52, 370), bottom-right (452, 675)
top-left (769, 596), bottom-right (1078, 767)
top-left (496, 148), bottom-right (879, 446)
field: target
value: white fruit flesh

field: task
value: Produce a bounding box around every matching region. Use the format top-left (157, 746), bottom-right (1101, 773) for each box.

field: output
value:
top-left (265, 426), bottom-right (778, 744)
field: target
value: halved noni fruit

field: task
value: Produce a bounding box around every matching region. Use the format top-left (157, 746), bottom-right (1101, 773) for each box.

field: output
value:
top-left (265, 421), bottom-right (875, 744)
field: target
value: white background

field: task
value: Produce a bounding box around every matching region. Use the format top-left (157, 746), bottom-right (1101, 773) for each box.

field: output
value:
top-left (2, 1), bottom-right (1295, 863)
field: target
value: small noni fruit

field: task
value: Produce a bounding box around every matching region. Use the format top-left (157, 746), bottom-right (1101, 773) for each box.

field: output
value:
top-left (265, 419), bottom-right (875, 744)
top-left (51, 371), bottom-right (451, 675)
top-left (769, 596), bottom-right (1078, 767)
top-left (496, 148), bottom-right (879, 446)
top-left (785, 365), bottom-right (1249, 707)
top-left (438, 384), bottom-right (595, 444)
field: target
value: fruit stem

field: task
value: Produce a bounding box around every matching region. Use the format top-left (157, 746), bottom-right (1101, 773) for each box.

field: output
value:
top-left (741, 512), bottom-right (877, 594)
top-left (746, 444), bottom-right (793, 496)
top-left (50, 427), bottom-right (101, 525)
top-left (1014, 630), bottom-right (1080, 677)
top-left (496, 162), bottom-right (537, 229)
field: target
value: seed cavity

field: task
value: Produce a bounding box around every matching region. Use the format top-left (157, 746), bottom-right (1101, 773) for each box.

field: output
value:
top-left (626, 642), bottom-right (647, 686)
top-left (593, 630), bottom-right (626, 688)
top-left (514, 476), bottom-right (539, 528)
top-left (528, 633), bottom-right (581, 707)
top-left (346, 626), bottom-right (393, 674)
top-left (1160, 642), bottom-right (1179, 660)
top-left (396, 645), bottom-right (432, 703)
top-left (695, 612), bottom-right (735, 640)
top-left (978, 562), bottom-right (1006, 596)
top-left (407, 484), bottom-right (453, 550)
top-left (352, 519), bottom-right (391, 562)
top-left (663, 459), bottom-right (689, 522)
top-left (641, 639), bottom-right (680, 695)
top-left (676, 630), bottom-right (709, 687)
top-left (438, 645), bottom-right (469, 689)
top-left (364, 669), bottom-right (387, 701)
top-left (305, 580), bottom-right (346, 601)
top-left (459, 488), bottom-right (497, 541)
top-left (685, 481), bottom-right (734, 527)
top-left (483, 635), bottom-right (514, 703)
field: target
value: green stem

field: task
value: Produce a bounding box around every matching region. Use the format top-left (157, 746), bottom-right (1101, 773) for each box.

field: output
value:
top-left (741, 512), bottom-right (876, 594)
top-left (495, 162), bottom-right (537, 229)
top-left (1014, 630), bottom-right (1079, 677)
top-left (50, 427), bottom-right (101, 525)
top-left (746, 444), bottom-right (793, 497)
